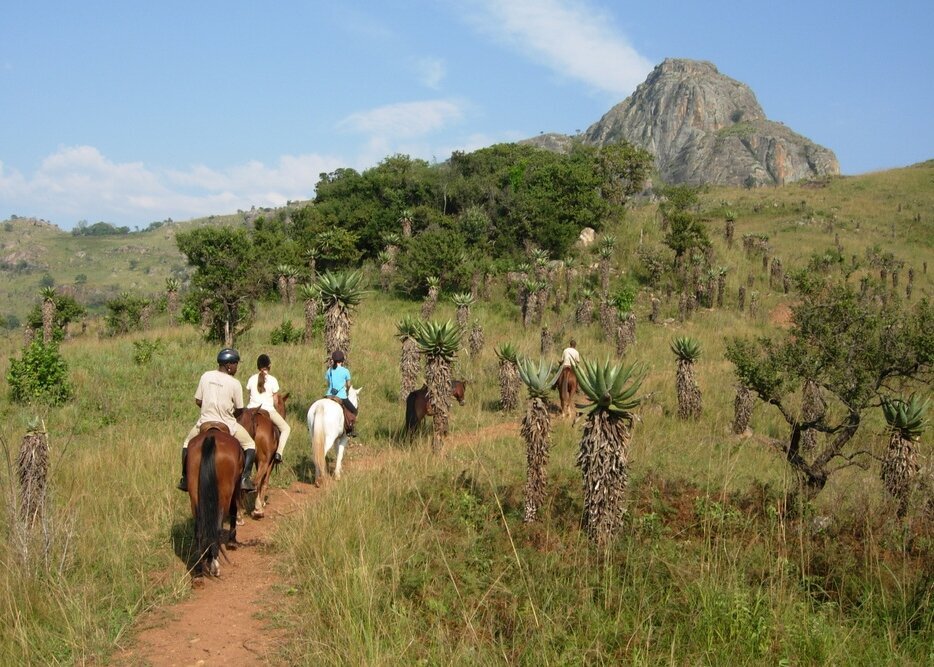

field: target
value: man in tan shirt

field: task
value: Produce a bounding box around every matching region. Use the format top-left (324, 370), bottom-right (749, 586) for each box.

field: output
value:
top-left (177, 348), bottom-right (257, 492)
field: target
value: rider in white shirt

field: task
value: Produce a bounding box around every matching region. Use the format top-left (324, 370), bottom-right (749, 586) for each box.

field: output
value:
top-left (246, 354), bottom-right (291, 463)
top-left (561, 339), bottom-right (582, 368)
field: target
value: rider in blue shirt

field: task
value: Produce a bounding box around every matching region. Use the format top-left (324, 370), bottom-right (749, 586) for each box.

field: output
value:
top-left (326, 350), bottom-right (357, 435)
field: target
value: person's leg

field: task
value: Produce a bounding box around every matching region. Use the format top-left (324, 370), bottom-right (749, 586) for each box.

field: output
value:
top-left (177, 425), bottom-right (200, 491)
top-left (268, 409), bottom-right (291, 458)
top-left (341, 399), bottom-right (357, 435)
top-left (233, 425), bottom-right (257, 491)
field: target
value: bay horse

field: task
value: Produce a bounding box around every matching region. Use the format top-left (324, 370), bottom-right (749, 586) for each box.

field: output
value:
top-left (186, 429), bottom-right (243, 577)
top-left (405, 380), bottom-right (467, 435)
top-left (238, 392), bottom-right (289, 519)
top-left (555, 366), bottom-right (578, 419)
top-left (306, 386), bottom-right (361, 487)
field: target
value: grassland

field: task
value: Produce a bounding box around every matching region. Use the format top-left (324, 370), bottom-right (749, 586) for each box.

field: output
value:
top-left (0, 164), bottom-right (931, 664)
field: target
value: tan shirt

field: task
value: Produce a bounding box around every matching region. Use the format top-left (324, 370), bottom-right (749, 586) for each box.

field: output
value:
top-left (195, 369), bottom-right (244, 432)
top-left (561, 347), bottom-right (582, 368)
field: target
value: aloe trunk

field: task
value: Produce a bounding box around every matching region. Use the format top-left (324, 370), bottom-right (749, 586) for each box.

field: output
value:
top-left (732, 384), bottom-right (754, 434)
top-left (468, 321), bottom-right (484, 357)
top-left (400, 337), bottom-right (420, 402)
top-left (676, 359), bottom-right (702, 419)
top-left (578, 410), bottom-right (632, 547)
top-left (426, 356), bottom-right (452, 453)
top-left (880, 432), bottom-right (918, 518)
top-left (499, 359), bottom-right (520, 411)
top-left (522, 397), bottom-right (551, 522)
top-left (303, 296), bottom-right (320, 344)
top-left (325, 302), bottom-right (351, 363)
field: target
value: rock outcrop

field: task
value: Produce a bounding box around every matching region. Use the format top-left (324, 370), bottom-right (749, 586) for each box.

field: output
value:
top-left (525, 59), bottom-right (839, 187)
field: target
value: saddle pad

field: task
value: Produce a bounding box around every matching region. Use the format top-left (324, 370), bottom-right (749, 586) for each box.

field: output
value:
top-left (198, 421), bottom-right (231, 435)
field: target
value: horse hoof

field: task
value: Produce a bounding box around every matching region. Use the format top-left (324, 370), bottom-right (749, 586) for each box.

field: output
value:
top-left (251, 509), bottom-right (264, 519)
top-left (208, 559), bottom-right (220, 577)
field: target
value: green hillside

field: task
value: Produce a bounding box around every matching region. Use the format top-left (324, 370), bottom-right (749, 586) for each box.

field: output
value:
top-left (0, 161), bottom-right (930, 663)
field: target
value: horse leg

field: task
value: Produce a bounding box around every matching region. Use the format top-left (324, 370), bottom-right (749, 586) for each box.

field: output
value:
top-left (334, 435), bottom-right (348, 480)
top-left (251, 459), bottom-right (269, 518)
top-left (227, 490), bottom-right (239, 547)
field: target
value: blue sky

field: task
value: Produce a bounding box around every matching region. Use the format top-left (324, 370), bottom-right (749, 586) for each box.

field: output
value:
top-left (1, 1), bottom-right (931, 229)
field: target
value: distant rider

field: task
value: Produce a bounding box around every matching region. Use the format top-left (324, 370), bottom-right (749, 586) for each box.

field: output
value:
top-left (560, 339), bottom-right (582, 369)
top-left (177, 348), bottom-right (257, 492)
top-left (325, 350), bottom-right (357, 436)
top-left (246, 353), bottom-right (291, 463)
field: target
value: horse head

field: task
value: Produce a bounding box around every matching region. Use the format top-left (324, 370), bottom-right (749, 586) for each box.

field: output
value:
top-left (347, 385), bottom-right (362, 409)
top-left (452, 380), bottom-right (467, 406)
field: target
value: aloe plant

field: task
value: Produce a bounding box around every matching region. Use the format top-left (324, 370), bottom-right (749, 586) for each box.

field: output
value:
top-left (573, 358), bottom-right (643, 545)
top-left (495, 343), bottom-right (521, 411)
top-left (413, 320), bottom-right (462, 452)
top-left (671, 337), bottom-right (702, 419)
top-left (451, 292), bottom-right (475, 330)
top-left (517, 357), bottom-right (555, 522)
top-left (881, 394), bottom-right (929, 517)
top-left (314, 270), bottom-right (365, 364)
top-left (299, 283), bottom-right (322, 344)
top-left (396, 315), bottom-right (422, 402)
top-left (420, 276), bottom-right (441, 319)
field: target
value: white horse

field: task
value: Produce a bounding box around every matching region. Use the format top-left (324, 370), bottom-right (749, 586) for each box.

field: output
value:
top-left (306, 386), bottom-right (360, 486)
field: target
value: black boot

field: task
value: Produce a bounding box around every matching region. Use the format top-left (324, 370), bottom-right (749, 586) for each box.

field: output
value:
top-left (176, 448), bottom-right (188, 492)
top-left (241, 448), bottom-right (256, 492)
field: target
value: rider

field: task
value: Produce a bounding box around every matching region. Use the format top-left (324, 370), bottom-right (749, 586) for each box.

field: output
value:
top-left (246, 353), bottom-right (291, 464)
top-left (325, 350), bottom-right (357, 436)
top-left (560, 339), bottom-right (582, 369)
top-left (177, 348), bottom-right (257, 492)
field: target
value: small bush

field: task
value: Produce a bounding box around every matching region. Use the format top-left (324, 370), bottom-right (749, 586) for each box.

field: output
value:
top-left (270, 319), bottom-right (303, 345)
top-left (7, 341), bottom-right (73, 406)
top-left (132, 338), bottom-right (163, 365)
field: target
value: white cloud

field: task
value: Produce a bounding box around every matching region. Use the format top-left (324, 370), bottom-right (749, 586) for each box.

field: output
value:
top-left (337, 99), bottom-right (465, 139)
top-left (467, 0), bottom-right (652, 96)
top-left (415, 57), bottom-right (446, 89)
top-left (0, 146), bottom-right (344, 228)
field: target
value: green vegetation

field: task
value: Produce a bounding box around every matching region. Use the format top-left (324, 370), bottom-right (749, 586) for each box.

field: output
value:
top-left (0, 159), bottom-right (931, 664)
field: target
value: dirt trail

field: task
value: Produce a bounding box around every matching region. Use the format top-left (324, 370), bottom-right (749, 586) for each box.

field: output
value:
top-left (113, 422), bottom-right (518, 666)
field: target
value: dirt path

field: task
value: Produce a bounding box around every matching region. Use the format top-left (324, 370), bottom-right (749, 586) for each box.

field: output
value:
top-left (113, 422), bottom-right (518, 666)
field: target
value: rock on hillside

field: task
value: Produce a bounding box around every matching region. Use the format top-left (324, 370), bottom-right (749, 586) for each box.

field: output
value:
top-left (525, 59), bottom-right (839, 187)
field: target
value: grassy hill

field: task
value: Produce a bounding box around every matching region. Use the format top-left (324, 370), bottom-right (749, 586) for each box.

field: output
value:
top-left (0, 164), bottom-right (930, 663)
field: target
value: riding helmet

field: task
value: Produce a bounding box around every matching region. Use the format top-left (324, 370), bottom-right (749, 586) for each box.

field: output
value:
top-left (217, 348), bottom-right (241, 364)
top-left (331, 350), bottom-right (345, 363)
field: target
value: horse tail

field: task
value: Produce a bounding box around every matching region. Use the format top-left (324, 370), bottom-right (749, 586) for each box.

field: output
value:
top-left (310, 404), bottom-right (327, 482)
top-left (197, 436), bottom-right (220, 562)
top-left (558, 366), bottom-right (569, 397)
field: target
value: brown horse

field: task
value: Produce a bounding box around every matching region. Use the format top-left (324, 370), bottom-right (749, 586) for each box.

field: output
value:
top-left (405, 380), bottom-right (467, 434)
top-left (238, 392), bottom-right (288, 519)
top-left (556, 366), bottom-right (578, 419)
top-left (186, 429), bottom-right (243, 577)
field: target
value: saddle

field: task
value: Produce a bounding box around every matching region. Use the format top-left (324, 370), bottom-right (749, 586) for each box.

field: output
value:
top-left (198, 421), bottom-right (231, 435)
top-left (325, 396), bottom-right (356, 433)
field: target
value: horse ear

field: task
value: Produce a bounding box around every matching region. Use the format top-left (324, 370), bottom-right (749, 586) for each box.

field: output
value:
top-left (355, 386), bottom-right (363, 393)
top-left (281, 392), bottom-right (290, 400)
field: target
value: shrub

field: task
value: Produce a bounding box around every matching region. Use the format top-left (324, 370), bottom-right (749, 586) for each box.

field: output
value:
top-left (132, 338), bottom-right (163, 365)
top-left (7, 341), bottom-right (73, 406)
top-left (270, 319), bottom-right (303, 345)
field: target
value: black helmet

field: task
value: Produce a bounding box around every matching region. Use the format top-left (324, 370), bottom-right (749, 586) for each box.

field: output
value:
top-left (331, 350), bottom-right (345, 363)
top-left (217, 348), bottom-right (240, 364)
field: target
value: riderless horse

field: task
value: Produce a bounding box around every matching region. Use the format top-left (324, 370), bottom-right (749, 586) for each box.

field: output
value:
top-left (185, 427), bottom-right (242, 577)
top-left (238, 392), bottom-right (288, 519)
top-left (306, 386), bottom-right (361, 486)
top-left (405, 380), bottom-right (467, 434)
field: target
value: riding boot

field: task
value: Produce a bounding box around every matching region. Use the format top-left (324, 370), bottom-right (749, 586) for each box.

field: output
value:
top-left (344, 409), bottom-right (357, 437)
top-left (176, 448), bottom-right (188, 492)
top-left (240, 448), bottom-right (256, 492)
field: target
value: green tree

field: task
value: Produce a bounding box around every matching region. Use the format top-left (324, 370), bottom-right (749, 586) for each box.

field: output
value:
top-left (26, 293), bottom-right (86, 343)
top-left (176, 226), bottom-right (265, 346)
top-left (726, 280), bottom-right (932, 503)
top-left (7, 340), bottom-right (73, 406)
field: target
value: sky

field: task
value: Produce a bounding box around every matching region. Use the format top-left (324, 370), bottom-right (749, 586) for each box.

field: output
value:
top-left (1, 1), bottom-right (932, 229)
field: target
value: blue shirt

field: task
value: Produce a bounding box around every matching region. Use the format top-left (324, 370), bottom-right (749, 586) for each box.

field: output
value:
top-left (325, 365), bottom-right (351, 399)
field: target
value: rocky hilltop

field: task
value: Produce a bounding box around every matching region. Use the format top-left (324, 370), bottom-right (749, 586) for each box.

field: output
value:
top-left (526, 59), bottom-right (840, 187)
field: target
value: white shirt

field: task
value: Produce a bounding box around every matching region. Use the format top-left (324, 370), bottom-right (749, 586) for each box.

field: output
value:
top-left (195, 370), bottom-right (244, 431)
top-left (246, 372), bottom-right (280, 411)
top-left (561, 347), bottom-right (581, 368)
